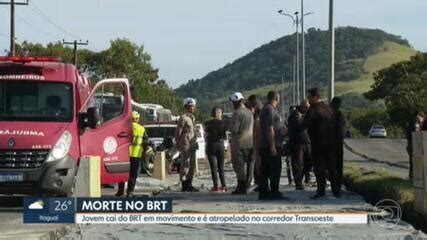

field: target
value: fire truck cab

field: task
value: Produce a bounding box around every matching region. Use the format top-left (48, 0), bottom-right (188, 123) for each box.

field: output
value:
top-left (0, 57), bottom-right (132, 196)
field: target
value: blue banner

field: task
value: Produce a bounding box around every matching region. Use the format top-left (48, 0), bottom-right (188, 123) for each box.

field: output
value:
top-left (24, 197), bottom-right (173, 224)
top-left (23, 198), bottom-right (75, 224)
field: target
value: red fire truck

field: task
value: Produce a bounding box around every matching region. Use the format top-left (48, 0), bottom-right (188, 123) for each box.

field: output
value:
top-left (0, 57), bottom-right (132, 196)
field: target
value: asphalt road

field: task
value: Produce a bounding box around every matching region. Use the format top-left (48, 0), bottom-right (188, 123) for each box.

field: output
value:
top-left (344, 138), bottom-right (409, 179)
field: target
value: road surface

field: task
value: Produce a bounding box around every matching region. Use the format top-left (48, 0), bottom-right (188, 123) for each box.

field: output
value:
top-left (65, 144), bottom-right (423, 240)
top-left (345, 138), bottom-right (409, 178)
top-left (0, 138), bottom-right (420, 239)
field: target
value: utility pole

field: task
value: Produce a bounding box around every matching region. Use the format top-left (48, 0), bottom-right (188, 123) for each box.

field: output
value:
top-left (281, 73), bottom-right (284, 117)
top-left (328, 0), bottom-right (335, 101)
top-left (301, 0), bottom-right (306, 100)
top-left (0, 0), bottom-right (28, 56)
top-left (62, 40), bottom-right (89, 66)
top-left (293, 56), bottom-right (296, 106)
top-left (295, 11), bottom-right (300, 103)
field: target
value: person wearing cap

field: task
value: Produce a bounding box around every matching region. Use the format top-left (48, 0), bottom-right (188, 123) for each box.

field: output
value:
top-left (330, 97), bottom-right (346, 190)
top-left (258, 91), bottom-right (287, 200)
top-left (406, 111), bottom-right (426, 179)
top-left (229, 92), bottom-right (254, 194)
top-left (116, 111), bottom-right (148, 197)
top-left (175, 97), bottom-right (199, 192)
top-left (303, 88), bottom-right (340, 199)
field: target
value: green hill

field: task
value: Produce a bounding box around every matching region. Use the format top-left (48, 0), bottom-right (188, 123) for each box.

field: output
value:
top-left (176, 27), bottom-right (417, 109)
top-left (336, 41), bottom-right (417, 95)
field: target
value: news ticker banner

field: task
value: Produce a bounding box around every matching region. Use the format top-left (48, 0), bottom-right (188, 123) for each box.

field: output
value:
top-left (23, 197), bottom-right (172, 224)
top-left (23, 197), bottom-right (368, 224)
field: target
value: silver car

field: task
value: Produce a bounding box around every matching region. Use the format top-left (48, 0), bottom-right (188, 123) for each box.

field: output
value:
top-left (368, 125), bottom-right (387, 138)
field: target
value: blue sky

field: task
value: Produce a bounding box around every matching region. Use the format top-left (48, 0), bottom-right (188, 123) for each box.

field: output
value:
top-left (0, 0), bottom-right (425, 88)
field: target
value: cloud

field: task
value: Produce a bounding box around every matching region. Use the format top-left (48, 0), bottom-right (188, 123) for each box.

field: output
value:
top-left (28, 200), bottom-right (44, 210)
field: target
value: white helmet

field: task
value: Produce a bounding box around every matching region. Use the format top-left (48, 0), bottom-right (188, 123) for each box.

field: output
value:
top-left (183, 97), bottom-right (197, 107)
top-left (229, 92), bottom-right (244, 102)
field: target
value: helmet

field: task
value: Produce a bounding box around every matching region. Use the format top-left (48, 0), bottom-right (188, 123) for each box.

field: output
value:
top-left (183, 97), bottom-right (196, 107)
top-left (229, 92), bottom-right (244, 102)
top-left (132, 111), bottom-right (140, 119)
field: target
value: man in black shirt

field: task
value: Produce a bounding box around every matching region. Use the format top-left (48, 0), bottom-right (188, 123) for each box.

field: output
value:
top-left (303, 88), bottom-right (340, 199)
top-left (330, 97), bottom-right (346, 189)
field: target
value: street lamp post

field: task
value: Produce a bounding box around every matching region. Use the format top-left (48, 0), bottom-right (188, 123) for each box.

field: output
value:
top-left (278, 10), bottom-right (299, 104)
top-left (328, 0), bottom-right (335, 101)
top-left (301, 0), bottom-right (314, 100)
top-left (295, 11), bottom-right (300, 103)
top-left (278, 9), bottom-right (313, 103)
top-left (301, 0), bottom-right (305, 100)
top-left (293, 56), bottom-right (296, 106)
top-left (281, 73), bottom-right (285, 117)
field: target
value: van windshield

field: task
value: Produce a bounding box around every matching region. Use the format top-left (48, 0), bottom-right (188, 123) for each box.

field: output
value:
top-left (0, 81), bottom-right (73, 122)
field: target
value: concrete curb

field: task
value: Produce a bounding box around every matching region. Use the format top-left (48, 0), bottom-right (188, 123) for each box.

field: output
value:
top-left (344, 140), bottom-right (408, 169)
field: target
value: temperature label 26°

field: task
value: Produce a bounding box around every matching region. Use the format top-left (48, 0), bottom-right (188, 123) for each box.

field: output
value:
top-left (23, 197), bottom-right (75, 224)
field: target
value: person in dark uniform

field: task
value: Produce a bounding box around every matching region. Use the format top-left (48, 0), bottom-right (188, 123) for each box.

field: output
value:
top-left (288, 99), bottom-right (311, 190)
top-left (406, 111), bottom-right (425, 179)
top-left (303, 88), bottom-right (340, 199)
top-left (205, 107), bottom-right (228, 192)
top-left (330, 97), bottom-right (346, 188)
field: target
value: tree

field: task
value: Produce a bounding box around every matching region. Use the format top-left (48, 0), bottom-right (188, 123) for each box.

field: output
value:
top-left (365, 53), bottom-right (427, 128)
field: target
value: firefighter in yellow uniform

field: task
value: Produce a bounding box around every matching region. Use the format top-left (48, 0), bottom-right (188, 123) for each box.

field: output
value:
top-left (116, 111), bottom-right (147, 197)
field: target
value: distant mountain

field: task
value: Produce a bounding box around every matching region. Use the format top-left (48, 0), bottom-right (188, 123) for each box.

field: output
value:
top-left (176, 27), bottom-right (415, 106)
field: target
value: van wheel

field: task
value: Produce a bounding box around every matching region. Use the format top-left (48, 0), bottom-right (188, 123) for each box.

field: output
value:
top-left (60, 173), bottom-right (77, 197)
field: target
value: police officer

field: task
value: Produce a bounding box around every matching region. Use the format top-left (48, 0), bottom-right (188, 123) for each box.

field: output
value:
top-left (175, 98), bottom-right (199, 192)
top-left (115, 111), bottom-right (147, 197)
top-left (303, 88), bottom-right (340, 199)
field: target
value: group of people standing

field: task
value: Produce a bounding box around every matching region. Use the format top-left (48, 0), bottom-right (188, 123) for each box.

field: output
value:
top-left (177, 87), bottom-right (346, 200)
top-left (290, 89), bottom-right (345, 199)
top-left (115, 90), bottom-right (426, 198)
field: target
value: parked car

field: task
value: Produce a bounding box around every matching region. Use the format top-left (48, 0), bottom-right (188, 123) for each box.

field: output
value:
top-left (144, 123), bottom-right (177, 149)
top-left (369, 125), bottom-right (387, 138)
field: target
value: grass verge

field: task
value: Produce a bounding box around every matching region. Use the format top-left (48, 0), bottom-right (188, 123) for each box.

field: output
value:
top-left (343, 164), bottom-right (426, 231)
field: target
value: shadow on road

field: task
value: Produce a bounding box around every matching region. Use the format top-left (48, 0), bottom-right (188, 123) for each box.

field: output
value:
top-left (157, 188), bottom-right (364, 208)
